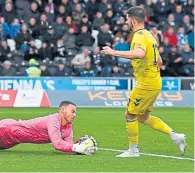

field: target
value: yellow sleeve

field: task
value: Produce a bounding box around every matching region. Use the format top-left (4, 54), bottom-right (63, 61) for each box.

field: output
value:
top-left (133, 31), bottom-right (147, 51)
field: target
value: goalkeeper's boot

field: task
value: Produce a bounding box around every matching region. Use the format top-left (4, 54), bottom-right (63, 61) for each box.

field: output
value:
top-left (115, 144), bottom-right (140, 158)
top-left (170, 132), bottom-right (186, 155)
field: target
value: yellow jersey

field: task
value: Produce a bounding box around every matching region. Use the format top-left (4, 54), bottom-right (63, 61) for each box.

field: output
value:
top-left (130, 29), bottom-right (162, 90)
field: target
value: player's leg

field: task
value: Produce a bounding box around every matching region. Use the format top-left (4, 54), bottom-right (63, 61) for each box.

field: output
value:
top-left (116, 109), bottom-right (140, 158)
top-left (116, 88), bottom-right (143, 157)
top-left (137, 90), bottom-right (186, 155)
top-left (0, 119), bottom-right (18, 150)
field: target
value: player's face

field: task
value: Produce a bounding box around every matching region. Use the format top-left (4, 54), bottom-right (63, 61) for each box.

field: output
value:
top-left (63, 105), bottom-right (77, 123)
top-left (126, 15), bottom-right (134, 30)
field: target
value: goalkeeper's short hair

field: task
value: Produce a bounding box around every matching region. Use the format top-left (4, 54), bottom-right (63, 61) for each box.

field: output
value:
top-left (59, 101), bottom-right (76, 108)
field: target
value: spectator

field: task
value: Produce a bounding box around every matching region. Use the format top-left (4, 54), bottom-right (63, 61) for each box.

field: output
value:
top-left (115, 37), bottom-right (130, 63)
top-left (115, 23), bottom-right (132, 44)
top-left (72, 3), bottom-right (85, 26)
top-left (100, 54), bottom-right (117, 77)
top-left (104, 9), bottom-right (115, 31)
top-left (113, 16), bottom-right (125, 35)
top-left (44, 5), bottom-right (55, 25)
top-left (182, 15), bottom-right (191, 33)
top-left (28, 17), bottom-right (40, 39)
top-left (62, 28), bottom-right (77, 54)
top-left (2, 3), bottom-right (16, 24)
top-left (163, 27), bottom-right (178, 46)
top-left (65, 16), bottom-right (78, 33)
top-left (0, 60), bottom-right (16, 76)
top-left (39, 13), bottom-right (50, 35)
top-left (40, 63), bottom-right (51, 76)
top-left (184, 0), bottom-right (194, 15)
top-left (42, 25), bottom-right (58, 46)
top-left (98, 0), bottom-right (108, 15)
top-left (155, 0), bottom-right (169, 23)
top-left (0, 17), bottom-right (10, 38)
top-left (60, 0), bottom-right (72, 16)
top-left (15, 0), bottom-right (30, 21)
top-left (168, 0), bottom-right (176, 13)
top-left (90, 46), bottom-right (102, 75)
top-left (93, 11), bottom-right (105, 31)
top-left (98, 23), bottom-right (113, 49)
top-left (159, 46), bottom-right (169, 76)
top-left (163, 13), bottom-right (179, 33)
top-left (38, 42), bottom-right (54, 60)
top-left (15, 23), bottom-right (31, 53)
top-left (85, 0), bottom-right (99, 22)
top-left (54, 16), bottom-right (67, 38)
top-left (150, 25), bottom-right (162, 46)
top-left (54, 61), bottom-right (73, 76)
top-left (25, 58), bottom-right (41, 77)
top-left (173, 4), bottom-right (185, 25)
top-left (9, 18), bottom-right (21, 39)
top-left (181, 45), bottom-right (194, 76)
top-left (79, 14), bottom-right (92, 33)
top-left (71, 49), bottom-right (91, 69)
top-left (162, 37), bottom-right (171, 54)
top-left (80, 62), bottom-right (96, 77)
top-left (57, 5), bottom-right (68, 21)
top-left (188, 26), bottom-right (194, 50)
top-left (145, 0), bottom-right (155, 22)
top-left (111, 65), bottom-right (123, 77)
top-left (177, 27), bottom-right (188, 50)
top-left (75, 25), bottom-right (95, 51)
top-left (0, 40), bottom-right (12, 62)
top-left (54, 39), bottom-right (67, 58)
top-left (24, 1), bottom-right (40, 23)
top-left (113, 0), bottom-right (126, 16)
top-left (0, 25), bottom-right (4, 40)
top-left (45, 0), bottom-right (55, 14)
top-left (26, 39), bottom-right (39, 60)
top-left (167, 46), bottom-right (183, 76)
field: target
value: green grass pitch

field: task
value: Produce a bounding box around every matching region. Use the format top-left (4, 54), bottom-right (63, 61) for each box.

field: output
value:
top-left (0, 107), bottom-right (194, 172)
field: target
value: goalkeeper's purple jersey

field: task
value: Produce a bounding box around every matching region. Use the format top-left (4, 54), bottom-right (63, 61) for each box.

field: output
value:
top-left (0, 113), bottom-right (74, 152)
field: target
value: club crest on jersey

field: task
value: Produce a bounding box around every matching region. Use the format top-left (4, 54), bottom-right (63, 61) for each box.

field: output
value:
top-left (61, 131), bottom-right (65, 138)
top-left (137, 31), bottom-right (143, 35)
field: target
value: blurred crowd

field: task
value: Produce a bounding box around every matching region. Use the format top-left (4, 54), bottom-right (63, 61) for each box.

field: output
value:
top-left (0, 0), bottom-right (194, 77)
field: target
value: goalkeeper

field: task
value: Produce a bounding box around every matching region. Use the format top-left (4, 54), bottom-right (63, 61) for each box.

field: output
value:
top-left (0, 101), bottom-right (97, 155)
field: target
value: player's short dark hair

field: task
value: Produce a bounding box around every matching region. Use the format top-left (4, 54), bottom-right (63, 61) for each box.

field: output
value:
top-left (59, 101), bottom-right (76, 108)
top-left (127, 6), bottom-right (145, 23)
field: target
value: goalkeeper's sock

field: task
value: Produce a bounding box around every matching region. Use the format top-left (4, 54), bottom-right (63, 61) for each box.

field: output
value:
top-left (126, 119), bottom-right (139, 147)
top-left (145, 115), bottom-right (173, 135)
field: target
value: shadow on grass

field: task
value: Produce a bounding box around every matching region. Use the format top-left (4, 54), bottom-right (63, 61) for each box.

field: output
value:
top-left (0, 149), bottom-right (75, 156)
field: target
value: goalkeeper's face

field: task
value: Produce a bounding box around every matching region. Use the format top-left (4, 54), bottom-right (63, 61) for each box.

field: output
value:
top-left (62, 104), bottom-right (77, 123)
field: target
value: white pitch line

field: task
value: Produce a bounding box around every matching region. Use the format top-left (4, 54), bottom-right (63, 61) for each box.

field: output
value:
top-left (99, 148), bottom-right (195, 162)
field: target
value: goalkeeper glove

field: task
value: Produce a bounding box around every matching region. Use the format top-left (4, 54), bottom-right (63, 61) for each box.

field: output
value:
top-left (72, 136), bottom-right (97, 155)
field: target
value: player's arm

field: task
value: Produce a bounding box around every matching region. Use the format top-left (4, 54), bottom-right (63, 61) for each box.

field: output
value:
top-left (114, 48), bottom-right (146, 59)
top-left (157, 54), bottom-right (163, 68)
top-left (47, 121), bottom-right (95, 155)
top-left (102, 32), bottom-right (146, 59)
top-left (47, 121), bottom-right (74, 152)
top-left (102, 47), bottom-right (146, 59)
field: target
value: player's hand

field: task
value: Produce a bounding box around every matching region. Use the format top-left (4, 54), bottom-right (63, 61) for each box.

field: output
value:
top-left (102, 46), bottom-right (116, 56)
top-left (72, 136), bottom-right (97, 155)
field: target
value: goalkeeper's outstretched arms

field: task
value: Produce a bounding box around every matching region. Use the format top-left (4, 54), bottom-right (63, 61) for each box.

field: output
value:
top-left (47, 101), bottom-right (97, 155)
top-left (47, 121), bottom-right (97, 155)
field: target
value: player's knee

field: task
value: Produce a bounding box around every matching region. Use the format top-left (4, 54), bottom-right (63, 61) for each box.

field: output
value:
top-left (138, 112), bottom-right (149, 123)
top-left (125, 110), bottom-right (137, 120)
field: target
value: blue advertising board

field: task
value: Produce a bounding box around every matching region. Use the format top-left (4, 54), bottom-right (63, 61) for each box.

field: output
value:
top-left (162, 78), bottom-right (180, 91)
top-left (0, 77), bottom-right (129, 91)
